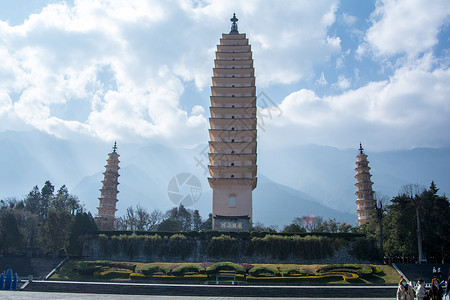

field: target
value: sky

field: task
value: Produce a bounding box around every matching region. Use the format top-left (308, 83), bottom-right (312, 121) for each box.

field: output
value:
top-left (0, 0), bottom-right (449, 152)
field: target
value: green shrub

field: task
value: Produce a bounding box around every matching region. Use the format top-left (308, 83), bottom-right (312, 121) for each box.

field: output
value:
top-left (171, 264), bottom-right (203, 276)
top-left (129, 272), bottom-right (146, 280)
top-left (316, 264), bottom-right (373, 278)
top-left (207, 235), bottom-right (239, 257)
top-left (94, 268), bottom-right (132, 279)
top-left (206, 262), bottom-right (246, 275)
top-left (249, 266), bottom-right (281, 277)
top-left (141, 264), bottom-right (170, 276)
top-left (74, 261), bottom-right (104, 275)
top-left (282, 268), bottom-right (307, 277)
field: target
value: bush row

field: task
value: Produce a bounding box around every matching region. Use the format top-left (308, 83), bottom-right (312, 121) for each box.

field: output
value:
top-left (95, 230), bottom-right (364, 239)
top-left (94, 233), bottom-right (378, 261)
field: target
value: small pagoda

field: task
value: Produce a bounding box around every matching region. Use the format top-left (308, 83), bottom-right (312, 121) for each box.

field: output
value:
top-left (354, 143), bottom-right (376, 225)
top-left (97, 142), bottom-right (120, 230)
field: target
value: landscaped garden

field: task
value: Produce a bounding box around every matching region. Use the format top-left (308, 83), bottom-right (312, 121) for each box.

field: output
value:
top-left (51, 260), bottom-right (400, 285)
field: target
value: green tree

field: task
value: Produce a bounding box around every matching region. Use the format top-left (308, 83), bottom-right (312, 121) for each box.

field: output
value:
top-left (40, 180), bottom-right (55, 221)
top-left (282, 223), bottom-right (306, 233)
top-left (52, 185), bottom-right (81, 215)
top-left (420, 182), bottom-right (450, 262)
top-left (0, 211), bottom-right (24, 255)
top-left (67, 212), bottom-right (98, 256)
top-left (25, 185), bottom-right (41, 214)
top-left (192, 210), bottom-right (202, 231)
top-left (40, 209), bottom-right (73, 257)
top-left (200, 213), bottom-right (212, 231)
top-left (158, 218), bottom-right (182, 231)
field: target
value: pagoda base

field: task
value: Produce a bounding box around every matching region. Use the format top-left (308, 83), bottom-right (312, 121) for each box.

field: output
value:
top-left (213, 215), bottom-right (251, 231)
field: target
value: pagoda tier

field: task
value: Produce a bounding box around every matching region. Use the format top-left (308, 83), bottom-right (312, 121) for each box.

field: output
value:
top-left (208, 14), bottom-right (257, 231)
top-left (354, 144), bottom-right (376, 225)
top-left (96, 142), bottom-right (120, 230)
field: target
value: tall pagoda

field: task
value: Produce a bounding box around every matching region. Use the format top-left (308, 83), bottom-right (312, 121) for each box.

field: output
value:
top-left (97, 142), bottom-right (120, 230)
top-left (354, 143), bottom-right (375, 225)
top-left (208, 14), bottom-right (257, 231)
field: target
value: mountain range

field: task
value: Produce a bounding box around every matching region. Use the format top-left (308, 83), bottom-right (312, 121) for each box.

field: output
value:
top-left (1, 130), bottom-right (449, 227)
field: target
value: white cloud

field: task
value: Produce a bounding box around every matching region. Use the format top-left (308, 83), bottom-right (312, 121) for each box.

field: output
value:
top-left (260, 54), bottom-right (450, 151)
top-left (365, 0), bottom-right (450, 57)
top-left (316, 72), bottom-right (328, 86)
top-left (334, 75), bottom-right (351, 90)
top-left (0, 0), bottom-right (343, 147)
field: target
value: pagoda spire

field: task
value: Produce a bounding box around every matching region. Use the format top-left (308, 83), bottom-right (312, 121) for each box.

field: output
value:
top-left (229, 13), bottom-right (239, 34)
top-left (354, 144), bottom-right (375, 225)
top-left (96, 142), bottom-right (120, 230)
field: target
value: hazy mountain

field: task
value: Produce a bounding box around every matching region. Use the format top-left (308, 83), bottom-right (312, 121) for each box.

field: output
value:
top-left (1, 130), bottom-right (449, 227)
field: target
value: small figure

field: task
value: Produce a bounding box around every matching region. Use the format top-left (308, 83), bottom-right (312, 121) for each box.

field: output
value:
top-left (397, 278), bottom-right (414, 300)
top-left (416, 278), bottom-right (427, 300)
top-left (430, 278), bottom-right (444, 300)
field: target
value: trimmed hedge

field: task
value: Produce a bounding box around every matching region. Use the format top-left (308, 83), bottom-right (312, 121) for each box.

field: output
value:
top-left (129, 272), bottom-right (146, 280)
top-left (141, 264), bottom-right (171, 276)
top-left (316, 264), bottom-right (373, 278)
top-left (249, 266), bottom-right (281, 277)
top-left (94, 268), bottom-right (132, 279)
top-left (206, 262), bottom-right (246, 275)
top-left (171, 264), bottom-right (203, 276)
top-left (282, 267), bottom-right (307, 277)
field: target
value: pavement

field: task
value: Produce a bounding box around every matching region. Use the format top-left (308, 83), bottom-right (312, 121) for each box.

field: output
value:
top-left (0, 291), bottom-right (396, 300)
top-left (20, 280), bottom-right (398, 298)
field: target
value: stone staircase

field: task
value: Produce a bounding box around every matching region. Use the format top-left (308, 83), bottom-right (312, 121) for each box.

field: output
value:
top-left (395, 264), bottom-right (449, 283)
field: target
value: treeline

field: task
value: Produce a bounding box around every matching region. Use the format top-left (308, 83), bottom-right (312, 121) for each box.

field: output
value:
top-left (114, 204), bottom-right (212, 232)
top-left (0, 181), bottom-right (97, 257)
top-left (361, 182), bottom-right (450, 262)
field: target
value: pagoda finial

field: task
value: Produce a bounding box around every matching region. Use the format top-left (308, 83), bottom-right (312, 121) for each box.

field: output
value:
top-left (359, 143), bottom-right (364, 154)
top-left (230, 13), bottom-right (239, 34)
top-left (113, 141), bottom-right (117, 153)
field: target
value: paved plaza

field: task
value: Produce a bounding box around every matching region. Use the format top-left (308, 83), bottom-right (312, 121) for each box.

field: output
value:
top-left (1, 291), bottom-right (395, 300)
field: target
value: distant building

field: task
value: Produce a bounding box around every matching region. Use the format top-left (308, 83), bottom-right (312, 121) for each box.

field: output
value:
top-left (354, 143), bottom-right (376, 225)
top-left (208, 14), bottom-right (257, 231)
top-left (97, 142), bottom-right (120, 230)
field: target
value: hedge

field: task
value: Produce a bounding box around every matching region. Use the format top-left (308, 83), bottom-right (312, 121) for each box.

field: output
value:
top-left (249, 266), bottom-right (281, 277)
top-left (206, 262), bottom-right (246, 275)
top-left (171, 264), bottom-right (203, 276)
top-left (93, 268), bottom-right (132, 279)
top-left (141, 264), bottom-right (171, 276)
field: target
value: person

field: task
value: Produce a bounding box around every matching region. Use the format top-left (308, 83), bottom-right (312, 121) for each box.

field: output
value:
top-left (445, 275), bottom-right (450, 299)
top-left (397, 278), bottom-right (415, 300)
top-left (430, 278), bottom-right (444, 300)
top-left (416, 278), bottom-right (427, 300)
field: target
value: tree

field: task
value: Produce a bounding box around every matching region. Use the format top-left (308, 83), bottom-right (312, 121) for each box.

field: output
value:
top-left (420, 182), bottom-right (450, 263)
top-left (282, 223), bottom-right (306, 233)
top-left (157, 218), bottom-right (182, 231)
top-left (25, 186), bottom-right (41, 214)
top-left (40, 180), bottom-right (55, 221)
top-left (402, 184), bottom-right (426, 262)
top-left (67, 212), bottom-right (98, 256)
top-left (52, 185), bottom-right (81, 215)
top-left (292, 215), bottom-right (324, 232)
top-left (40, 209), bottom-right (73, 257)
top-left (200, 213), bottom-right (212, 231)
top-left (192, 210), bottom-right (202, 231)
top-left (148, 209), bottom-right (163, 231)
top-left (0, 211), bottom-right (24, 255)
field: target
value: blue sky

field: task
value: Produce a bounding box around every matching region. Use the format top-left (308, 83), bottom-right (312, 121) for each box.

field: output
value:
top-left (0, 0), bottom-right (449, 151)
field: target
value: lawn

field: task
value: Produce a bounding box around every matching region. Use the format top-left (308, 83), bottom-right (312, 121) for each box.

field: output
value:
top-left (51, 260), bottom-right (400, 285)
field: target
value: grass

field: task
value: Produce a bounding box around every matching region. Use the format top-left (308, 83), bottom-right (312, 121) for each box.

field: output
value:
top-left (51, 260), bottom-right (401, 285)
